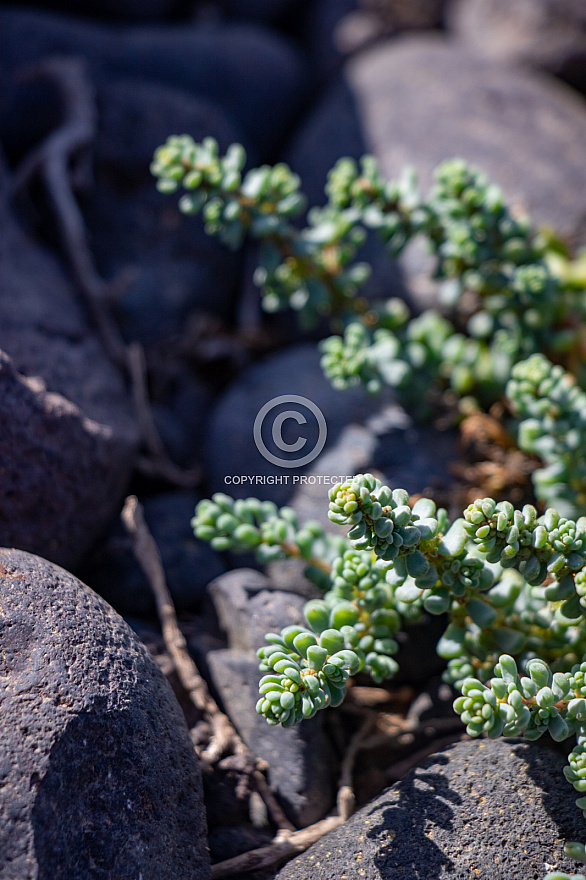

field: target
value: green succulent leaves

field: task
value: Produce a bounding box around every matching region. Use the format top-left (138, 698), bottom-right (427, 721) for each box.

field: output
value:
top-left (463, 496), bottom-right (586, 611)
top-left (192, 474), bottom-right (586, 736)
top-left (193, 493), bottom-right (345, 589)
top-left (152, 137), bottom-right (586, 417)
top-left (453, 654), bottom-right (578, 741)
top-left (156, 136), bottom-right (586, 875)
top-left (257, 626), bottom-right (360, 726)
top-left (153, 135), bottom-right (586, 506)
top-left (193, 477), bottom-right (586, 738)
top-left (508, 354), bottom-right (586, 517)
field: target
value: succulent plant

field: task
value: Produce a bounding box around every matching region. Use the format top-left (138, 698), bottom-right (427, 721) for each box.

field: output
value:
top-left (154, 137), bottom-right (586, 879)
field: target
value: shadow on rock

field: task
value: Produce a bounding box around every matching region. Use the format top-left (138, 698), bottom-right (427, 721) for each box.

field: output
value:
top-left (32, 702), bottom-right (193, 880)
top-left (511, 739), bottom-right (586, 848)
top-left (368, 752), bottom-right (460, 880)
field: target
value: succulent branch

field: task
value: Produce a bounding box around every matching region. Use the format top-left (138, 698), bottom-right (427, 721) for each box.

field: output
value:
top-left (152, 137), bottom-right (586, 416)
top-left (508, 354), bottom-right (586, 517)
top-left (155, 139), bottom-right (586, 874)
top-left (192, 494), bottom-right (346, 589)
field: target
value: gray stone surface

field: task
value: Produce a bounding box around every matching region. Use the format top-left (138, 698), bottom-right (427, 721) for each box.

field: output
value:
top-left (207, 569), bottom-right (336, 825)
top-left (0, 205), bottom-right (138, 568)
top-left (366, 404), bottom-right (457, 496)
top-left (265, 557), bottom-right (324, 600)
top-left (345, 36), bottom-right (586, 244)
top-left (0, 8), bottom-right (307, 159)
top-left (208, 568), bottom-right (308, 653)
top-left (86, 78), bottom-right (244, 344)
top-left (332, 0), bottom-right (446, 57)
top-left (449, 0), bottom-right (586, 92)
top-left (208, 649), bottom-right (335, 826)
top-left (288, 423), bottom-right (377, 532)
top-left (204, 344), bottom-right (394, 505)
top-left (274, 737), bottom-right (586, 879)
top-left (0, 548), bottom-right (209, 879)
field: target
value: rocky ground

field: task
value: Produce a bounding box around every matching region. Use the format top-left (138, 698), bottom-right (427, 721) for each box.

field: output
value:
top-left (2, 1), bottom-right (586, 878)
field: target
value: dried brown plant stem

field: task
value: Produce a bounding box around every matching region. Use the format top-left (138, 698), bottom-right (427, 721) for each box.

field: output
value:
top-left (12, 57), bottom-right (199, 488)
top-left (12, 56), bottom-right (126, 367)
top-left (210, 712), bottom-right (373, 877)
top-left (120, 495), bottom-right (295, 834)
top-left (210, 815), bottom-right (344, 879)
top-left (126, 343), bottom-right (200, 488)
top-left (337, 713), bottom-right (377, 821)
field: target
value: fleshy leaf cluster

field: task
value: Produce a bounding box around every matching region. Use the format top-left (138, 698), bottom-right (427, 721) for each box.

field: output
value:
top-left (508, 354), bottom-right (586, 517)
top-left (152, 137), bottom-right (586, 416)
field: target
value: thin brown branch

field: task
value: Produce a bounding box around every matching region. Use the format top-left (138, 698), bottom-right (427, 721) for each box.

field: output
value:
top-left (252, 771), bottom-right (296, 833)
top-left (280, 540), bottom-right (333, 574)
top-left (210, 815), bottom-right (344, 879)
top-left (127, 342), bottom-right (166, 458)
top-left (12, 60), bottom-right (200, 490)
top-left (121, 495), bottom-right (244, 761)
top-left (211, 724), bottom-right (467, 875)
top-left (213, 712), bottom-right (377, 877)
top-left (120, 495), bottom-right (295, 832)
top-left (337, 713), bottom-right (377, 821)
top-left (12, 56), bottom-right (127, 366)
top-left (127, 343), bottom-right (201, 489)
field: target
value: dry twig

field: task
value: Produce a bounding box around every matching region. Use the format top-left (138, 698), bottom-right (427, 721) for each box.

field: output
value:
top-left (210, 815), bottom-right (344, 879)
top-left (11, 58), bottom-right (200, 489)
top-left (127, 343), bottom-right (200, 488)
top-left (210, 708), bottom-right (373, 877)
top-left (121, 495), bottom-right (246, 762)
top-left (337, 714), bottom-right (377, 821)
top-left (12, 56), bottom-right (126, 366)
top-left (120, 495), bottom-right (295, 833)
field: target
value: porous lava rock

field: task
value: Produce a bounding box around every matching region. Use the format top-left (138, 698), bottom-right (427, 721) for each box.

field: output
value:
top-left (0, 548), bottom-right (209, 879)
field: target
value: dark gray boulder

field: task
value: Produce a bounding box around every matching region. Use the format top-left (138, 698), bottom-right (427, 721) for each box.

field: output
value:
top-left (367, 404), bottom-right (457, 496)
top-left (208, 824), bottom-right (274, 865)
top-left (80, 491), bottom-right (226, 617)
top-left (148, 364), bottom-right (212, 471)
top-left (12, 0), bottom-right (181, 22)
top-left (85, 78), bottom-right (244, 344)
top-left (302, 0), bottom-right (359, 81)
top-left (207, 649), bottom-right (336, 827)
top-left (0, 205), bottom-right (138, 568)
top-left (0, 547), bottom-right (209, 879)
top-left (344, 36), bottom-right (586, 244)
top-left (0, 8), bottom-right (307, 159)
top-left (214, 0), bottom-right (300, 26)
top-left (207, 569), bottom-right (336, 826)
top-left (274, 737), bottom-right (586, 879)
top-left (449, 0), bottom-right (586, 93)
top-left (204, 344), bottom-right (394, 505)
top-left (93, 77), bottom-right (243, 174)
